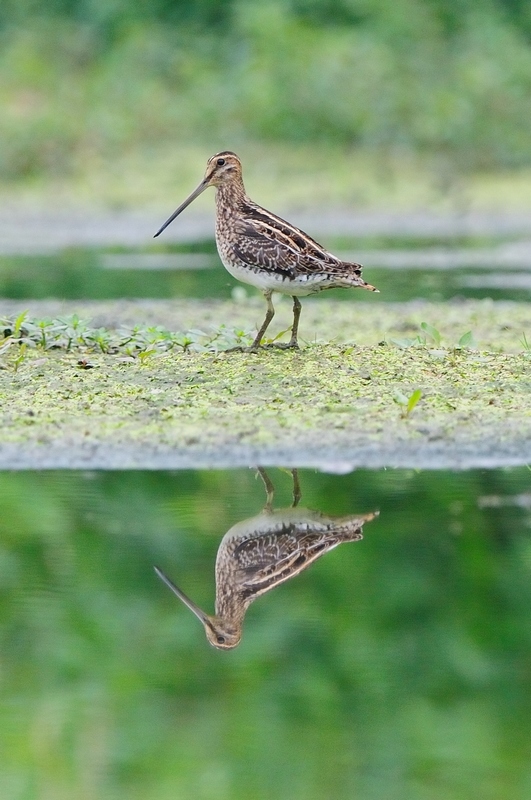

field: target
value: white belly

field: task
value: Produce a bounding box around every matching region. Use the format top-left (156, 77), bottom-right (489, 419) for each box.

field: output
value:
top-left (218, 252), bottom-right (329, 296)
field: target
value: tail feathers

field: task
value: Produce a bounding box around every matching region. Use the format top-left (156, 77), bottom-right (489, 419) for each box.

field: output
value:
top-left (326, 510), bottom-right (380, 541)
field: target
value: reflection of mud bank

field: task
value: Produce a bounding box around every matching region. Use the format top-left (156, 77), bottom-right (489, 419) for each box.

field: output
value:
top-left (1, 433), bottom-right (531, 472)
top-left (2, 208), bottom-right (531, 254)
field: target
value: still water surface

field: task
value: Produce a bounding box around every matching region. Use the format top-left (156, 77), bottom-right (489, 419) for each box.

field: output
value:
top-left (1, 466), bottom-right (530, 799)
top-left (1, 236), bottom-right (531, 302)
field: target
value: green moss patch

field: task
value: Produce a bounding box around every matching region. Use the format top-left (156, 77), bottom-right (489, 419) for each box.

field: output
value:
top-left (2, 320), bottom-right (531, 468)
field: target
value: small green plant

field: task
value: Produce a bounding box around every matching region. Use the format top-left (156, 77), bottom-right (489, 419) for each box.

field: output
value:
top-left (265, 327), bottom-right (293, 345)
top-left (0, 338), bottom-right (15, 365)
top-left (457, 330), bottom-right (476, 349)
top-left (391, 324), bottom-right (478, 351)
top-left (391, 323), bottom-right (441, 349)
top-left (390, 336), bottom-right (423, 349)
top-left (13, 342), bottom-right (28, 373)
top-left (13, 310), bottom-right (28, 336)
top-left (35, 318), bottom-right (54, 348)
top-left (393, 389), bottom-right (423, 418)
top-left (88, 328), bottom-right (113, 353)
top-left (138, 348), bottom-right (157, 364)
top-left (420, 322), bottom-right (442, 346)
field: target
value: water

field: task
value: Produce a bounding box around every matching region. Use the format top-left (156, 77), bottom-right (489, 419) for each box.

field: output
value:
top-left (1, 467), bottom-right (530, 800)
top-left (2, 236), bottom-right (531, 302)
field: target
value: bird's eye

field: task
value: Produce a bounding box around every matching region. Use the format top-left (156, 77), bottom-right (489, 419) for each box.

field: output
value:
top-left (216, 635), bottom-right (226, 644)
top-left (216, 158), bottom-right (226, 166)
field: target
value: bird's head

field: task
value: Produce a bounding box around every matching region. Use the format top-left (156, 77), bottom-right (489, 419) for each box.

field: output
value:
top-left (153, 151), bottom-right (242, 238)
top-left (203, 151), bottom-right (243, 187)
top-left (154, 566), bottom-right (242, 650)
top-left (204, 620), bottom-right (242, 650)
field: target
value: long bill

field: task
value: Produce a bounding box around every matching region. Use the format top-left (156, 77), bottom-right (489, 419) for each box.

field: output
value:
top-left (153, 179), bottom-right (209, 238)
top-left (154, 565), bottom-right (212, 627)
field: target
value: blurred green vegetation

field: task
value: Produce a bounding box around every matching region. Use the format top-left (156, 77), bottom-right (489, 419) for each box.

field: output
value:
top-left (2, 0), bottom-right (531, 187)
top-left (1, 467), bottom-right (531, 799)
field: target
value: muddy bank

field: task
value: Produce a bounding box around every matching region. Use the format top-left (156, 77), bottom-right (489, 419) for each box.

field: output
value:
top-left (2, 339), bottom-right (531, 471)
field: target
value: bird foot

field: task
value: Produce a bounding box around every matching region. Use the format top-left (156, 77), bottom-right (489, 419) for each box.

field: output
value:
top-left (224, 344), bottom-right (261, 354)
top-left (224, 340), bottom-right (299, 354)
top-left (263, 341), bottom-right (299, 350)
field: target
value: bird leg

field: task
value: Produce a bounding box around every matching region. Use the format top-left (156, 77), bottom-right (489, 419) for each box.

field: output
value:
top-left (257, 467), bottom-right (275, 512)
top-left (290, 296), bottom-right (302, 347)
top-left (251, 290), bottom-right (275, 349)
top-left (229, 292), bottom-right (301, 353)
top-left (266, 296), bottom-right (301, 350)
top-left (291, 469), bottom-right (301, 507)
top-left (226, 290), bottom-right (275, 353)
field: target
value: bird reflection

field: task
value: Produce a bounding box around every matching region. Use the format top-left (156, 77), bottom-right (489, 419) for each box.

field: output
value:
top-left (155, 468), bottom-right (378, 650)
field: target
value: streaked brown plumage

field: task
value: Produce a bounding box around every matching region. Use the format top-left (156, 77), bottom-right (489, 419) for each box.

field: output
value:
top-left (155, 469), bottom-right (378, 649)
top-left (154, 152), bottom-right (378, 351)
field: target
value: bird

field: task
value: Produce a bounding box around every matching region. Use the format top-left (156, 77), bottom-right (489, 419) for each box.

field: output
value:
top-left (154, 468), bottom-right (378, 649)
top-left (154, 151), bottom-right (378, 351)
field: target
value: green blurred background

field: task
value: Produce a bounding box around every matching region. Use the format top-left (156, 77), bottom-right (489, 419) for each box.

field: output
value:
top-left (2, 0), bottom-right (531, 208)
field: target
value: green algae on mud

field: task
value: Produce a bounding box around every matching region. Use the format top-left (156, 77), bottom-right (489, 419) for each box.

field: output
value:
top-left (1, 296), bottom-right (531, 354)
top-left (2, 341), bottom-right (531, 470)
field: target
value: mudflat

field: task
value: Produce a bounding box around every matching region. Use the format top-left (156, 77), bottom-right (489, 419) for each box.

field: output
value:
top-left (1, 298), bottom-right (530, 471)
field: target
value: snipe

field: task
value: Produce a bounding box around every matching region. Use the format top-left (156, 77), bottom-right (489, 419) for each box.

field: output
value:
top-left (154, 468), bottom-right (378, 649)
top-left (154, 152), bottom-right (378, 351)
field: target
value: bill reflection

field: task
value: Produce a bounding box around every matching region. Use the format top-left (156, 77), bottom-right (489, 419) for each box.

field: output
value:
top-left (155, 468), bottom-right (378, 650)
